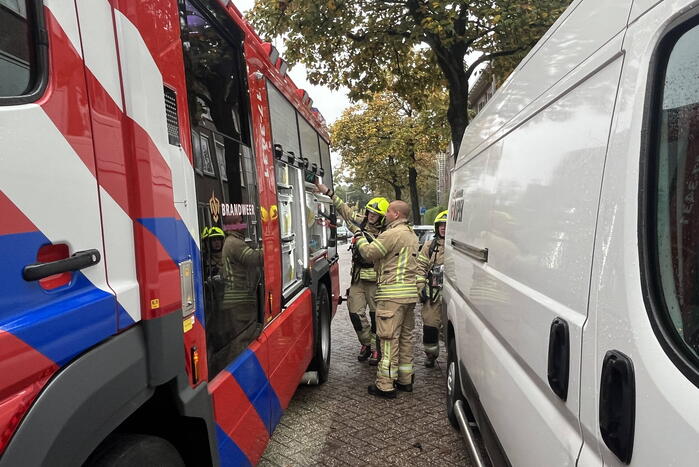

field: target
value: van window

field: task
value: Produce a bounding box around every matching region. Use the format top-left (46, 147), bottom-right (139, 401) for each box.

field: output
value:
top-left (655, 23), bottom-right (699, 360)
top-left (0, 0), bottom-right (37, 98)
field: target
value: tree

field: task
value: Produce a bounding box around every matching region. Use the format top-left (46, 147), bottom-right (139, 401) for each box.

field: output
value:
top-left (249, 0), bottom-right (570, 160)
top-left (331, 92), bottom-right (448, 223)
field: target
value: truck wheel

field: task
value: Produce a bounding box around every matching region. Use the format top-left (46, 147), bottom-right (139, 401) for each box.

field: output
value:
top-left (85, 434), bottom-right (185, 466)
top-left (309, 283), bottom-right (331, 383)
top-left (447, 336), bottom-right (464, 429)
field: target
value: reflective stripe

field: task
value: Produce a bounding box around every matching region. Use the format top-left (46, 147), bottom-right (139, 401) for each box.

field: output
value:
top-left (373, 240), bottom-right (387, 256)
top-left (379, 340), bottom-right (395, 377)
top-left (359, 268), bottom-right (377, 281)
top-left (396, 247), bottom-right (409, 283)
top-left (398, 364), bottom-right (413, 373)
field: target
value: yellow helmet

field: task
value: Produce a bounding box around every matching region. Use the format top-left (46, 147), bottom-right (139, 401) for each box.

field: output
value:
top-left (208, 226), bottom-right (225, 238)
top-left (434, 210), bottom-right (448, 237)
top-left (365, 197), bottom-right (389, 217)
top-left (201, 226), bottom-right (210, 239)
top-left (434, 210), bottom-right (448, 224)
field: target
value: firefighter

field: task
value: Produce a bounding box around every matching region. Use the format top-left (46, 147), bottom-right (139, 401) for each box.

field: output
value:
top-left (316, 182), bottom-right (388, 365)
top-left (417, 210), bottom-right (447, 368)
top-left (356, 200), bottom-right (420, 398)
top-left (202, 226), bottom-right (226, 323)
top-left (209, 216), bottom-right (263, 371)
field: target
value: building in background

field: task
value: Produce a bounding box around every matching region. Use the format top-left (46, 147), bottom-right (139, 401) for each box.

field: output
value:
top-left (437, 151), bottom-right (450, 206)
top-left (469, 65), bottom-right (497, 115)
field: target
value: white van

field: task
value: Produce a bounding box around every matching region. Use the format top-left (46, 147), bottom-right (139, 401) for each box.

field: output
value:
top-left (444, 1), bottom-right (699, 466)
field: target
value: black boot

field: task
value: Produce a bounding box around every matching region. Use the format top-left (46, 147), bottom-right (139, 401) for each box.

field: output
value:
top-left (395, 374), bottom-right (414, 392)
top-left (367, 349), bottom-right (381, 366)
top-left (357, 345), bottom-right (371, 361)
top-left (424, 355), bottom-right (436, 368)
top-left (368, 384), bottom-right (396, 399)
top-left (395, 381), bottom-right (413, 392)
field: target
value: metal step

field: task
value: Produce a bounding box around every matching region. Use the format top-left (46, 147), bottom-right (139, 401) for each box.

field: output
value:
top-left (455, 400), bottom-right (488, 467)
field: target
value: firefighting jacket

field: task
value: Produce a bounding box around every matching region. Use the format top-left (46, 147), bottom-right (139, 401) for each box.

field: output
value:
top-left (333, 195), bottom-right (381, 282)
top-left (356, 218), bottom-right (419, 303)
top-left (221, 231), bottom-right (263, 306)
top-left (417, 237), bottom-right (445, 277)
top-left (417, 236), bottom-right (445, 301)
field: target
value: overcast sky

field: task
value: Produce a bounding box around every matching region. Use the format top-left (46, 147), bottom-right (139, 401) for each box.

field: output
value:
top-left (235, 0), bottom-right (351, 128)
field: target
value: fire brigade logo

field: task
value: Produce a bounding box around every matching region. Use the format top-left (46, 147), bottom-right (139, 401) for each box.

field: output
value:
top-left (209, 192), bottom-right (221, 223)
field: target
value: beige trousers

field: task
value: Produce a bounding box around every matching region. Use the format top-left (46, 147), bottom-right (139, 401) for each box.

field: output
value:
top-left (348, 280), bottom-right (378, 349)
top-left (375, 300), bottom-right (416, 391)
top-left (421, 298), bottom-right (442, 358)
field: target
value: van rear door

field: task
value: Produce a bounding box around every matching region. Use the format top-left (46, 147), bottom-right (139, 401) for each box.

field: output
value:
top-left (446, 1), bottom-right (633, 465)
top-left (581, 2), bottom-right (699, 465)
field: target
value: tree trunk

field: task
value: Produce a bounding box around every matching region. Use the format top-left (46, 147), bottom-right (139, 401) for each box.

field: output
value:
top-left (408, 166), bottom-right (421, 224)
top-left (446, 79), bottom-right (469, 162)
top-left (392, 183), bottom-right (403, 201)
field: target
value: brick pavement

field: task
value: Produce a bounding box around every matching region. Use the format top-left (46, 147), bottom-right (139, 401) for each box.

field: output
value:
top-left (260, 246), bottom-right (473, 466)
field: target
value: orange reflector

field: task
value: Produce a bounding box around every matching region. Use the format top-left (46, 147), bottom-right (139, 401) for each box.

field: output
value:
top-left (191, 346), bottom-right (199, 385)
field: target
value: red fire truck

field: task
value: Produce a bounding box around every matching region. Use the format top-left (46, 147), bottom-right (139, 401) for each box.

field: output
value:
top-left (0, 0), bottom-right (339, 465)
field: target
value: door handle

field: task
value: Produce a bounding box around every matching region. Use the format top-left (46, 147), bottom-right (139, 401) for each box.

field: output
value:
top-left (23, 249), bottom-right (101, 281)
top-left (599, 350), bottom-right (635, 464)
top-left (547, 317), bottom-right (570, 401)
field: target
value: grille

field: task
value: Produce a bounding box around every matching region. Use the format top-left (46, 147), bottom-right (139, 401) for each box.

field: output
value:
top-left (164, 86), bottom-right (180, 146)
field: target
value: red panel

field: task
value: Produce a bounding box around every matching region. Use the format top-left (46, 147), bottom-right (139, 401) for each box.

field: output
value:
top-left (83, 69), bottom-right (130, 215)
top-left (133, 223), bottom-right (181, 318)
top-left (209, 371), bottom-right (269, 464)
top-left (263, 290), bottom-right (314, 408)
top-left (39, 10), bottom-right (96, 176)
top-left (230, 405), bottom-right (270, 464)
top-left (124, 119), bottom-right (179, 220)
top-left (247, 64), bottom-right (282, 322)
top-left (0, 192), bottom-right (37, 236)
top-left (0, 331), bottom-right (59, 454)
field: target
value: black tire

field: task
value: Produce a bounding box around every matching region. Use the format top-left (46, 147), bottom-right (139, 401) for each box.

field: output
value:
top-left (447, 334), bottom-right (464, 429)
top-left (309, 282), bottom-right (331, 383)
top-left (85, 434), bottom-right (185, 467)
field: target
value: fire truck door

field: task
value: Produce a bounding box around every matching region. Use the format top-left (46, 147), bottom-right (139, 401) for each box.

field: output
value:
top-left (0, 0), bottom-right (118, 376)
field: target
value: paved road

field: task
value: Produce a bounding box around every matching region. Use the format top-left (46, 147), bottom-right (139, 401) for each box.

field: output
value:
top-left (260, 246), bottom-right (473, 466)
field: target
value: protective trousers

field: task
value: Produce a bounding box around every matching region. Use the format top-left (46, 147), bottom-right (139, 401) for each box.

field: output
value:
top-left (348, 280), bottom-right (378, 350)
top-left (421, 297), bottom-right (441, 359)
top-left (375, 300), bottom-right (415, 391)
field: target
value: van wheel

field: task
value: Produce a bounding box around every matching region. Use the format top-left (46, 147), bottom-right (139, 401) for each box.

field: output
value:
top-left (85, 434), bottom-right (185, 466)
top-left (447, 336), bottom-right (464, 429)
top-left (309, 283), bottom-right (331, 383)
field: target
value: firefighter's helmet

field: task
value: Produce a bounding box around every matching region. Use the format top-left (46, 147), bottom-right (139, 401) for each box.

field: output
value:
top-left (208, 226), bottom-right (225, 238)
top-left (365, 197), bottom-right (389, 219)
top-left (201, 226), bottom-right (210, 239)
top-left (434, 210), bottom-right (448, 237)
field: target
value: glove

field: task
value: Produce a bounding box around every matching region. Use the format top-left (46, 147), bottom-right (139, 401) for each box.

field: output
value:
top-left (418, 283), bottom-right (427, 303)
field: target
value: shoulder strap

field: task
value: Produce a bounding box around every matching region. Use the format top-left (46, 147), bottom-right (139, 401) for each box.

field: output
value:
top-left (428, 238), bottom-right (439, 259)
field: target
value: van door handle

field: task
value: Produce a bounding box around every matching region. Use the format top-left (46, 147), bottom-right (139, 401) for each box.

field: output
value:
top-left (547, 317), bottom-right (570, 401)
top-left (599, 350), bottom-right (635, 464)
top-left (23, 249), bottom-right (101, 281)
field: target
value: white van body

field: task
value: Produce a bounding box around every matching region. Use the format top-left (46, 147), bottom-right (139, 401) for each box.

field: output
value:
top-left (444, 0), bottom-right (699, 465)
